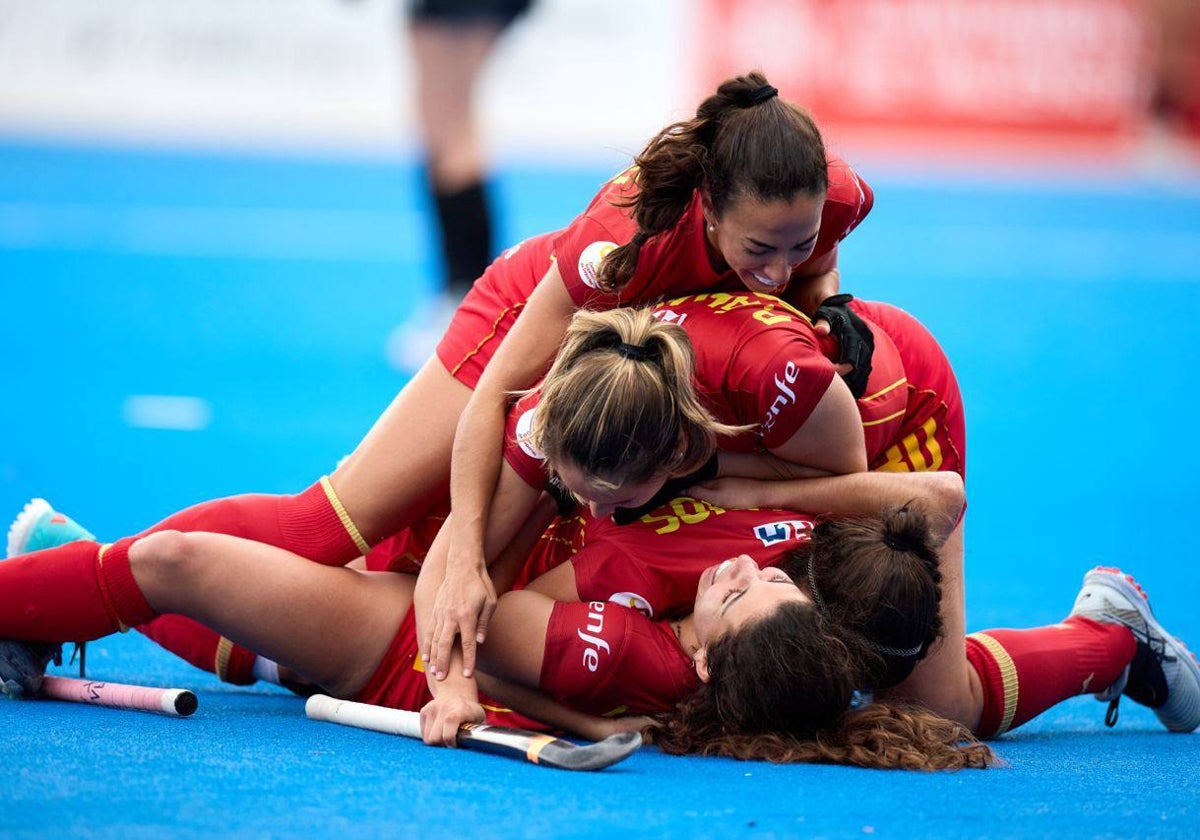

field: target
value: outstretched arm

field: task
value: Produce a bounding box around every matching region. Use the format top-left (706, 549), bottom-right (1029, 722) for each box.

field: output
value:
top-left (690, 470), bottom-right (965, 545)
top-left (436, 265), bottom-right (577, 661)
top-left (416, 461), bottom-right (542, 679)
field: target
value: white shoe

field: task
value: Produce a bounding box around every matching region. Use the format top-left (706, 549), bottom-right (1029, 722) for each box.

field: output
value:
top-left (1068, 566), bottom-right (1200, 733)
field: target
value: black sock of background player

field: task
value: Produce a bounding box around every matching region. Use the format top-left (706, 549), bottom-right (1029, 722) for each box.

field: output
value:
top-left (432, 178), bottom-right (494, 296)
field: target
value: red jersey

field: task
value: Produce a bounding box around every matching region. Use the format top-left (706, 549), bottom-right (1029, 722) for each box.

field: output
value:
top-left (531, 497), bottom-right (817, 716)
top-left (437, 155), bottom-right (873, 389)
top-left (502, 292), bottom-right (908, 490)
top-left (553, 154), bottom-right (873, 309)
top-left (518, 499), bottom-right (814, 620)
top-left (539, 598), bottom-right (697, 716)
top-left (850, 300), bottom-right (966, 480)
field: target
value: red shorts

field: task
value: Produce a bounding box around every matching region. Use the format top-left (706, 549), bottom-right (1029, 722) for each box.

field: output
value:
top-left (364, 502), bottom-right (449, 573)
top-left (854, 301), bottom-right (966, 481)
top-left (355, 608), bottom-right (547, 730)
top-left (435, 233), bottom-right (556, 390)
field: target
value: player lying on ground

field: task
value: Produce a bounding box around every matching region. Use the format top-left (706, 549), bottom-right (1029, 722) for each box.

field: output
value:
top-left (5, 471), bottom-right (1196, 767)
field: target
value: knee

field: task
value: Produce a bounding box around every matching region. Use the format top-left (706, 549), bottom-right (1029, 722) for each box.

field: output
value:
top-left (129, 530), bottom-right (203, 583)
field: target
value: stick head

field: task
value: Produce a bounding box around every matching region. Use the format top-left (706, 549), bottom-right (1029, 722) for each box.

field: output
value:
top-left (537, 731), bottom-right (642, 771)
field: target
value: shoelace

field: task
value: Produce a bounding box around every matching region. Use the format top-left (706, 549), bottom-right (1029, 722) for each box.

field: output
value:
top-left (1105, 631), bottom-right (1173, 728)
top-left (68, 642), bottom-right (87, 678)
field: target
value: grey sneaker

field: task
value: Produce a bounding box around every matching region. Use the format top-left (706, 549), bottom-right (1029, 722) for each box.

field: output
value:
top-left (0, 640), bottom-right (62, 699)
top-left (1068, 566), bottom-right (1200, 733)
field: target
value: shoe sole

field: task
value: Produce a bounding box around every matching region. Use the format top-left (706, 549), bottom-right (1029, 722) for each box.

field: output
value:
top-left (6, 497), bottom-right (52, 559)
top-left (1082, 567), bottom-right (1200, 733)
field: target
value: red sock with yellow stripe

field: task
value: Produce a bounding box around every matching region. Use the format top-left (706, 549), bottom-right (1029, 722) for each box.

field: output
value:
top-left (966, 616), bottom-right (1135, 738)
top-left (137, 615), bottom-right (257, 685)
top-left (0, 538), bottom-right (156, 641)
top-left (139, 478), bottom-right (368, 566)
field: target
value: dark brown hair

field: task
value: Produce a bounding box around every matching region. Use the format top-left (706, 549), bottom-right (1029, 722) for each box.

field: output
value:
top-left (653, 600), bottom-right (992, 770)
top-left (785, 504), bottom-right (944, 690)
top-left (597, 70), bottom-right (828, 291)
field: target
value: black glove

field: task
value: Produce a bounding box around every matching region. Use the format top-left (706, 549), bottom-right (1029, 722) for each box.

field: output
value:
top-left (814, 293), bottom-right (874, 399)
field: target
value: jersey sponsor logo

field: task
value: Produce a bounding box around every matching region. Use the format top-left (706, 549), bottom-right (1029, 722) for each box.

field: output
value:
top-left (761, 359), bottom-right (801, 432)
top-left (578, 601), bottom-right (611, 673)
top-left (753, 518), bottom-right (813, 547)
top-left (609, 591), bottom-right (653, 618)
top-left (515, 407), bottom-right (545, 460)
top-left (577, 240), bottom-right (618, 289)
top-left (651, 308), bottom-right (688, 327)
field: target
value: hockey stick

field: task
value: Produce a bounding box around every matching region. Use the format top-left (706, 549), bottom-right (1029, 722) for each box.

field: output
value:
top-left (305, 694), bottom-right (641, 771)
top-left (41, 675), bottom-right (198, 717)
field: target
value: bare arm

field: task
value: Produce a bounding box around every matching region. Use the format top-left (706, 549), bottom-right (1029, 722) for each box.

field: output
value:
top-left (417, 460), bottom-right (543, 678)
top-left (690, 470), bottom-right (965, 545)
top-left (790, 246), bottom-right (840, 318)
top-left (763, 375), bottom-right (867, 475)
top-left (431, 264), bottom-right (577, 665)
top-left (476, 671), bottom-right (653, 742)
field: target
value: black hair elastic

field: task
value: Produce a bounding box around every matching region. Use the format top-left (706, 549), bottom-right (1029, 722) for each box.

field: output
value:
top-left (747, 84), bottom-right (778, 105)
top-left (615, 342), bottom-right (653, 361)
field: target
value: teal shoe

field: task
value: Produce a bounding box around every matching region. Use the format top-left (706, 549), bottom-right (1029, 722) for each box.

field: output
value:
top-left (7, 498), bottom-right (96, 558)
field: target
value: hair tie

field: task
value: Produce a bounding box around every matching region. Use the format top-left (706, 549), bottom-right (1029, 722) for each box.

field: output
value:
top-left (882, 533), bottom-right (907, 552)
top-left (616, 342), bottom-right (653, 361)
top-left (866, 638), bottom-right (925, 659)
top-left (806, 555), bottom-right (826, 612)
top-left (746, 84), bottom-right (778, 106)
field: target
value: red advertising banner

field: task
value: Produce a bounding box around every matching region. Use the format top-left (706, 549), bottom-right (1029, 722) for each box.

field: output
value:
top-left (695, 0), bottom-right (1152, 150)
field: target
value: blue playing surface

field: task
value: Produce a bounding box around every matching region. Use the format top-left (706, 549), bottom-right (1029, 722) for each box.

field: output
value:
top-left (1, 138), bottom-right (1199, 838)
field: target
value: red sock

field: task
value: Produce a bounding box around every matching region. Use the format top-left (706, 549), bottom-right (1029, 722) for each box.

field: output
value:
top-left (0, 537), bottom-right (156, 642)
top-left (141, 480), bottom-right (366, 566)
top-left (127, 480), bottom-right (365, 673)
top-left (967, 616), bottom-right (1136, 737)
top-left (137, 616), bottom-right (257, 685)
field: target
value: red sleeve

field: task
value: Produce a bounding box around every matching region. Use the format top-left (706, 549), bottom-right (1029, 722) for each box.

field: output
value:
top-left (502, 391), bottom-right (551, 490)
top-left (552, 172), bottom-right (726, 308)
top-left (539, 600), bottom-right (697, 716)
top-left (729, 323), bottom-right (836, 451)
top-left (550, 170), bottom-right (643, 308)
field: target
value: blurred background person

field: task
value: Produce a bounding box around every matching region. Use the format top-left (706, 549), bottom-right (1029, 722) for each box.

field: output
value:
top-left (392, 0), bottom-right (535, 370)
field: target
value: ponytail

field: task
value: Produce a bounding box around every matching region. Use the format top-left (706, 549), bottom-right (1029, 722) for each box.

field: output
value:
top-left (598, 70), bottom-right (828, 291)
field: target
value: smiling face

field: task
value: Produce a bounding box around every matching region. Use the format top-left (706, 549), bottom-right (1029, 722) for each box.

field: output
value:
top-left (691, 554), bottom-right (811, 679)
top-left (553, 460), bottom-right (671, 521)
top-left (704, 191), bottom-right (825, 294)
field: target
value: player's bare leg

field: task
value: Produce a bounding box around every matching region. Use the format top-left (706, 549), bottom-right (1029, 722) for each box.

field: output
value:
top-left (129, 530), bottom-right (411, 698)
top-left (330, 357), bottom-right (472, 545)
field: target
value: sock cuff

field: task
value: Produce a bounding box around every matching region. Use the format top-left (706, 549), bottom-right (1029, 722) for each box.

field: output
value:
top-left (277, 479), bottom-right (370, 561)
top-left (97, 538), bottom-right (158, 631)
top-left (215, 636), bottom-right (258, 685)
top-left (966, 632), bottom-right (1019, 738)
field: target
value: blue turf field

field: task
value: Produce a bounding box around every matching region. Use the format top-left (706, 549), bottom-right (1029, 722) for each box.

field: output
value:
top-left (1, 139), bottom-right (1199, 838)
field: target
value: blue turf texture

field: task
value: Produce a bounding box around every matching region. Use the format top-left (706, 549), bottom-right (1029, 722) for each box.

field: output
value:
top-left (1, 139), bottom-right (1199, 838)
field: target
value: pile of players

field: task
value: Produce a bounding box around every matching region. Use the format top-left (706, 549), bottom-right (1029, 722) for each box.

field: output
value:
top-left (2, 72), bottom-right (1196, 768)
